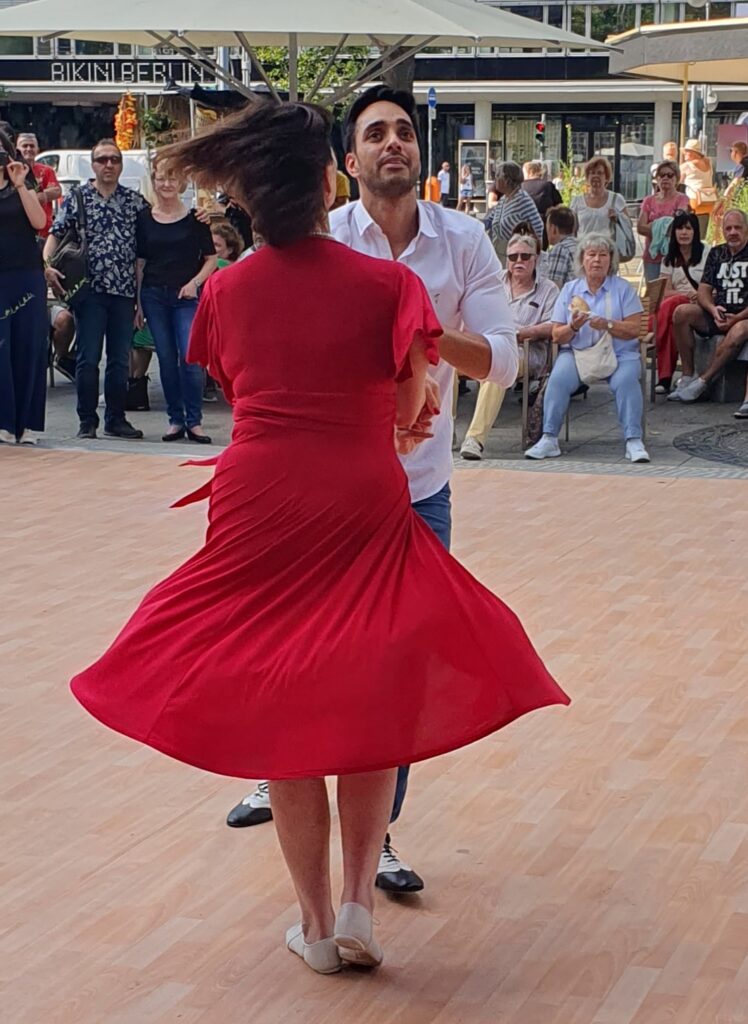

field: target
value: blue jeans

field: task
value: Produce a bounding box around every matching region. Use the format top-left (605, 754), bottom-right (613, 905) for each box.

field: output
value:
top-left (543, 350), bottom-right (643, 442)
top-left (0, 269), bottom-right (47, 437)
top-left (390, 481), bottom-right (452, 825)
top-left (74, 292), bottom-right (135, 428)
top-left (140, 286), bottom-right (203, 429)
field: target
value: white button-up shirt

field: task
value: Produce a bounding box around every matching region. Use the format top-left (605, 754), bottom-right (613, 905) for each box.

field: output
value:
top-left (331, 200), bottom-right (517, 502)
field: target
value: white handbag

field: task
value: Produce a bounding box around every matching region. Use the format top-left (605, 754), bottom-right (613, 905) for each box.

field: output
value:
top-left (572, 292), bottom-right (619, 384)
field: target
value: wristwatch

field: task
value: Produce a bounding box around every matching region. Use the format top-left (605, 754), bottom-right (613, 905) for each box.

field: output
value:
top-left (606, 319), bottom-right (614, 331)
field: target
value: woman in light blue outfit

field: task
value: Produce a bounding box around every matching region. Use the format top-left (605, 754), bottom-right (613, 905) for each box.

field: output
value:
top-left (524, 232), bottom-right (650, 464)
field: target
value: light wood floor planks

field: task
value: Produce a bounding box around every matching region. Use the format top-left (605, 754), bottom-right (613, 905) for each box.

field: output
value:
top-left (1, 448), bottom-right (747, 1024)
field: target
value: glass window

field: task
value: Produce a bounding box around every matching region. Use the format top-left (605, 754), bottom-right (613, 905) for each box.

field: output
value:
top-left (620, 113), bottom-right (655, 201)
top-left (118, 44), bottom-right (133, 56)
top-left (660, 2), bottom-right (680, 22)
top-left (709, 1), bottom-right (732, 15)
top-left (0, 36), bottom-right (33, 55)
top-left (75, 40), bottom-right (115, 55)
top-left (547, 5), bottom-right (564, 28)
top-left (589, 5), bottom-right (636, 42)
top-left (638, 3), bottom-right (655, 26)
top-left (571, 6), bottom-right (587, 36)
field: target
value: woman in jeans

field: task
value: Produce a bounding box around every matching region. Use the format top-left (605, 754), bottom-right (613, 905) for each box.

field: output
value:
top-left (0, 129), bottom-right (48, 445)
top-left (136, 167), bottom-right (217, 443)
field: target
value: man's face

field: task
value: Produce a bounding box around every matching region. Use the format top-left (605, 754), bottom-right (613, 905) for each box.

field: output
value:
top-left (91, 144), bottom-right (123, 187)
top-left (663, 143), bottom-right (677, 162)
top-left (18, 137), bottom-right (39, 161)
top-left (723, 214), bottom-right (748, 251)
top-left (346, 100), bottom-right (420, 200)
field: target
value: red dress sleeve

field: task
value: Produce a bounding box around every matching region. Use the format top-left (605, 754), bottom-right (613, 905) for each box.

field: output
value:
top-left (187, 278), bottom-right (234, 404)
top-left (393, 264), bottom-right (442, 383)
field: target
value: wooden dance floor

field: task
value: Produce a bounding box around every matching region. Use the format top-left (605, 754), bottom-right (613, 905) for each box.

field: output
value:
top-left (2, 448), bottom-right (747, 1024)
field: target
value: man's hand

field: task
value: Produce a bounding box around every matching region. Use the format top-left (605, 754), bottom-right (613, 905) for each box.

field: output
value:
top-left (134, 305), bottom-right (145, 330)
top-left (712, 305), bottom-right (729, 328)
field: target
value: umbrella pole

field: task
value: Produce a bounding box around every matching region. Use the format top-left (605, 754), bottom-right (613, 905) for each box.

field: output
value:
top-left (289, 33), bottom-right (299, 103)
top-left (679, 66), bottom-right (689, 150)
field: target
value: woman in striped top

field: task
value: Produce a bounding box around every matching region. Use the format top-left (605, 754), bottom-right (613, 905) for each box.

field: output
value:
top-left (490, 161), bottom-right (545, 262)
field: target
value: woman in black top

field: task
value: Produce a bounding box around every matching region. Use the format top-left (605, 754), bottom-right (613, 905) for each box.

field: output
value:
top-left (136, 166), bottom-right (217, 443)
top-left (0, 129), bottom-right (48, 445)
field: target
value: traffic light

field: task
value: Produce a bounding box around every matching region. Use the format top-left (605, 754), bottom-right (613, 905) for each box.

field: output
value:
top-left (535, 121), bottom-right (546, 145)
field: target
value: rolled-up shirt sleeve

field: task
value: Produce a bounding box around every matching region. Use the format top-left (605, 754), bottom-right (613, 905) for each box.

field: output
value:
top-left (459, 230), bottom-right (518, 386)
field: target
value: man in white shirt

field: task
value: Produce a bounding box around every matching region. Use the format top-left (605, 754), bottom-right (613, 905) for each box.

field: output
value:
top-left (437, 161), bottom-right (451, 207)
top-left (225, 85), bottom-right (517, 894)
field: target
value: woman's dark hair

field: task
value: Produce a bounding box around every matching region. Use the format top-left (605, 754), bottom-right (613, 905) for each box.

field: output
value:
top-left (211, 219), bottom-right (244, 262)
top-left (0, 128), bottom-right (14, 158)
top-left (664, 209), bottom-right (703, 268)
top-left (160, 100), bottom-right (333, 248)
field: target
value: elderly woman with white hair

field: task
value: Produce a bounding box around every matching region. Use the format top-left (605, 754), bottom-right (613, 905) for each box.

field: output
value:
top-left (461, 231), bottom-right (558, 459)
top-left (524, 232), bottom-right (649, 464)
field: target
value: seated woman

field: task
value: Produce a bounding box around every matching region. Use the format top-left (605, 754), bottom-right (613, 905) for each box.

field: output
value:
top-left (524, 232), bottom-right (649, 464)
top-left (655, 210), bottom-right (710, 394)
top-left (460, 232), bottom-right (558, 460)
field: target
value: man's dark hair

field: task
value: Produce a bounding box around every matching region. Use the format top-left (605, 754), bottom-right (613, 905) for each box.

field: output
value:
top-left (343, 85), bottom-right (420, 154)
top-left (91, 138), bottom-right (121, 163)
top-left (546, 205), bottom-right (577, 236)
top-left (160, 101), bottom-right (333, 248)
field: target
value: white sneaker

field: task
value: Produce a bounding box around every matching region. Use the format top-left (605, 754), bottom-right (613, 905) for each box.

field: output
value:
top-left (674, 376), bottom-right (708, 403)
top-left (0, 430), bottom-right (16, 445)
top-left (625, 439), bottom-right (650, 463)
top-left (667, 375), bottom-right (696, 401)
top-left (525, 434), bottom-right (561, 460)
top-left (460, 436), bottom-right (483, 460)
top-left (18, 430), bottom-right (42, 446)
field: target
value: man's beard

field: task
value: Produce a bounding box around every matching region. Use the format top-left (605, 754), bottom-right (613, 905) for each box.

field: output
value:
top-left (359, 167), bottom-right (420, 199)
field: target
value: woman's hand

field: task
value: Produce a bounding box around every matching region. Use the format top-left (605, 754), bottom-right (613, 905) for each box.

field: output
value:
top-left (688, 291), bottom-right (699, 304)
top-left (178, 279), bottom-right (199, 300)
top-left (44, 265), bottom-right (66, 297)
top-left (569, 310), bottom-right (588, 333)
top-left (134, 305), bottom-right (145, 330)
top-left (587, 315), bottom-right (609, 331)
top-left (6, 160), bottom-right (29, 189)
top-left (608, 208), bottom-right (619, 223)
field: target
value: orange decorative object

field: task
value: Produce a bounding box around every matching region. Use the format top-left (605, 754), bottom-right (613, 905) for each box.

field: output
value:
top-left (114, 92), bottom-right (138, 151)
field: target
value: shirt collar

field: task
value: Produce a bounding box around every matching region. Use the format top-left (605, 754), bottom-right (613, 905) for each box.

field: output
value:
top-left (580, 274), bottom-right (613, 298)
top-left (352, 198), bottom-right (439, 245)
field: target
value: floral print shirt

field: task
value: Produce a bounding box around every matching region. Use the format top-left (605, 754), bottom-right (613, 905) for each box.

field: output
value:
top-left (51, 182), bottom-right (149, 298)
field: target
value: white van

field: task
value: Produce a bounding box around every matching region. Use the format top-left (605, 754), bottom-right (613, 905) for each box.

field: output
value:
top-left (36, 148), bottom-right (152, 196)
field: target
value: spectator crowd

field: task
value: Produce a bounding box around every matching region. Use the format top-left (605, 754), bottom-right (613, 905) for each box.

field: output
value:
top-left (1, 121), bottom-right (747, 457)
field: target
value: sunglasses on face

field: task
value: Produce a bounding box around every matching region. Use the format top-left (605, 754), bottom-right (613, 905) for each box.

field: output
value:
top-left (93, 155), bottom-right (122, 165)
top-left (507, 252), bottom-right (533, 262)
top-left (658, 172), bottom-right (676, 179)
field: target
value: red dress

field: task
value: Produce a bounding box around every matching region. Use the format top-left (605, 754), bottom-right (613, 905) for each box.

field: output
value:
top-left (71, 238), bottom-right (569, 779)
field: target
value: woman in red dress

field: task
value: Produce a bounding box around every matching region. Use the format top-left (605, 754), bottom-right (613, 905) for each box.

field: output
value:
top-left (70, 101), bottom-right (569, 975)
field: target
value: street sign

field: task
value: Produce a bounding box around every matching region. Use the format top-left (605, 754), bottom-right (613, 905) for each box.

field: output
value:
top-left (427, 86), bottom-right (437, 109)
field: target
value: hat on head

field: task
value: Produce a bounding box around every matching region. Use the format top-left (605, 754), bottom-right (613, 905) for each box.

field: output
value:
top-left (683, 138), bottom-right (704, 156)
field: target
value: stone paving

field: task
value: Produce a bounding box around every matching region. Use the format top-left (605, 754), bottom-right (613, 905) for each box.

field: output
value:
top-left (38, 360), bottom-right (748, 479)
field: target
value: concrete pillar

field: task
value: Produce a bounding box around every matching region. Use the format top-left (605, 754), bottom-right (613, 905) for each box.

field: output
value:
top-left (653, 99), bottom-right (674, 158)
top-left (474, 99), bottom-right (493, 141)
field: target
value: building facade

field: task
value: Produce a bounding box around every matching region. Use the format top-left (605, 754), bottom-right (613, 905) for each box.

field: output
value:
top-left (2, 0), bottom-right (748, 197)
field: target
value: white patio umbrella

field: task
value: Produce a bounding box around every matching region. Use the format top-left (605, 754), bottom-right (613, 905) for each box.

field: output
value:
top-left (0, 0), bottom-right (608, 102)
top-left (608, 18), bottom-right (748, 148)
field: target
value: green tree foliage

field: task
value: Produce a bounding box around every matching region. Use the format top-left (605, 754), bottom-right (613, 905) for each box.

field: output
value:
top-left (253, 45), bottom-right (370, 97)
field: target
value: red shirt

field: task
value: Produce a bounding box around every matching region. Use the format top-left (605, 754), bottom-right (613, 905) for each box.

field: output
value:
top-left (32, 162), bottom-right (60, 237)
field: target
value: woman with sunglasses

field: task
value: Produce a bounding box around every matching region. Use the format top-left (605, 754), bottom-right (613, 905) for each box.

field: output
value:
top-left (637, 161), bottom-right (690, 283)
top-left (461, 232), bottom-right (557, 459)
top-left (654, 210), bottom-right (710, 394)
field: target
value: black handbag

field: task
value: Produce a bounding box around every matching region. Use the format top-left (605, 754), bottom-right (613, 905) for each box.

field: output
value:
top-left (49, 186), bottom-right (89, 308)
top-left (126, 375), bottom-right (150, 412)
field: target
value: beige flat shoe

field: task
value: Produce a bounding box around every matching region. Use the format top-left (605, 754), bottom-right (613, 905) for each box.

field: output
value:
top-left (285, 923), bottom-right (342, 975)
top-left (334, 903), bottom-right (383, 968)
